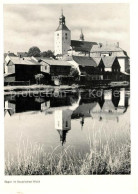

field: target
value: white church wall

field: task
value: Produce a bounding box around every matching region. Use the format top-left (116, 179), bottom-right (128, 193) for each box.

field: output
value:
top-left (54, 31), bottom-right (63, 55)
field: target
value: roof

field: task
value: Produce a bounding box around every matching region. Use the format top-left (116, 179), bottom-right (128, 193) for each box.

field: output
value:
top-left (71, 40), bottom-right (97, 52)
top-left (72, 102), bottom-right (97, 118)
top-left (102, 100), bottom-right (115, 111)
top-left (72, 56), bottom-right (97, 67)
top-left (33, 57), bottom-right (53, 62)
top-left (40, 59), bottom-right (72, 66)
top-left (93, 57), bottom-right (102, 65)
top-left (4, 109), bottom-right (15, 116)
top-left (56, 24), bottom-right (70, 31)
top-left (91, 44), bottom-right (128, 57)
top-left (102, 56), bottom-right (116, 68)
top-left (8, 57), bottom-right (40, 66)
top-left (4, 53), bottom-right (17, 59)
top-left (91, 44), bottom-right (124, 52)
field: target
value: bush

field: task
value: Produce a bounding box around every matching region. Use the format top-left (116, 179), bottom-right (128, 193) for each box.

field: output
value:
top-left (35, 74), bottom-right (44, 84)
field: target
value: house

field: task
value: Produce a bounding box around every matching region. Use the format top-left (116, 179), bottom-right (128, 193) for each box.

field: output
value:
top-left (101, 56), bottom-right (120, 80)
top-left (102, 56), bottom-right (120, 72)
top-left (90, 42), bottom-right (129, 73)
top-left (4, 56), bottom-right (41, 83)
top-left (93, 56), bottom-right (130, 81)
top-left (70, 56), bottom-right (104, 81)
top-left (38, 59), bottom-right (73, 85)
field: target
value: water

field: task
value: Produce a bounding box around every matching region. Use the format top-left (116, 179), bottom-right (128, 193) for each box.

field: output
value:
top-left (4, 87), bottom-right (130, 159)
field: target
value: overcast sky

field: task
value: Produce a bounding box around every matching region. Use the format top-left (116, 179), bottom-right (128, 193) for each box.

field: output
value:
top-left (4, 4), bottom-right (130, 55)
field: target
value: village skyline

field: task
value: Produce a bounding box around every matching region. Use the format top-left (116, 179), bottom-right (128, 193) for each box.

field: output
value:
top-left (4, 4), bottom-right (130, 55)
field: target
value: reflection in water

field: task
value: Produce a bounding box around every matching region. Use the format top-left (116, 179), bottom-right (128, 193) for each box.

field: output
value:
top-left (4, 88), bottom-right (130, 146)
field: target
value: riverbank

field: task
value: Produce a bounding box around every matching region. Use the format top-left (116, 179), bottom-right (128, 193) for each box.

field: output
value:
top-left (4, 84), bottom-right (80, 95)
top-left (4, 81), bottom-right (130, 95)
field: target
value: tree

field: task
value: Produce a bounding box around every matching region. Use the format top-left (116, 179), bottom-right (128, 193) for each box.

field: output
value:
top-left (70, 67), bottom-right (79, 77)
top-left (28, 46), bottom-right (41, 57)
top-left (41, 50), bottom-right (54, 58)
top-left (35, 74), bottom-right (44, 85)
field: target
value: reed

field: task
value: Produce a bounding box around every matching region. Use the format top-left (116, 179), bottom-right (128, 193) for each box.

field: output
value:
top-left (5, 126), bottom-right (131, 175)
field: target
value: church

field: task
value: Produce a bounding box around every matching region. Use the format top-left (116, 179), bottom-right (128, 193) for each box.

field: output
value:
top-left (54, 10), bottom-right (129, 74)
top-left (54, 10), bottom-right (97, 58)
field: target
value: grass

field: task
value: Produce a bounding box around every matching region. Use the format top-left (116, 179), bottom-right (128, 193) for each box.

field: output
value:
top-left (5, 125), bottom-right (131, 175)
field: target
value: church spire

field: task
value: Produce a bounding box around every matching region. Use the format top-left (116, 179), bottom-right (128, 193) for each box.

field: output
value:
top-left (59, 8), bottom-right (65, 25)
top-left (80, 29), bottom-right (84, 41)
top-left (61, 8), bottom-right (63, 16)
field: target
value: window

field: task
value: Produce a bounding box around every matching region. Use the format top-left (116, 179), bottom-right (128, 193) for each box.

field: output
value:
top-left (57, 33), bottom-right (59, 36)
top-left (66, 121), bottom-right (68, 127)
top-left (65, 33), bottom-right (68, 40)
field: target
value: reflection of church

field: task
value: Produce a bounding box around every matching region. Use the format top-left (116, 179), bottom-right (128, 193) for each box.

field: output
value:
top-left (54, 94), bottom-right (81, 145)
top-left (55, 109), bottom-right (72, 145)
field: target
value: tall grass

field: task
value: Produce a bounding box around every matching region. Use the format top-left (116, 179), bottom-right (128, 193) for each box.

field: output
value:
top-left (5, 126), bottom-right (131, 175)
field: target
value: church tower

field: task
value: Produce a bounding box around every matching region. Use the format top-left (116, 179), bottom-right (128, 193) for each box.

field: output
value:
top-left (54, 10), bottom-right (71, 56)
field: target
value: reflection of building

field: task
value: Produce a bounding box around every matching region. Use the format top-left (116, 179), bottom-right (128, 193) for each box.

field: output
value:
top-left (55, 109), bottom-right (72, 145)
top-left (90, 89), bottom-right (129, 121)
top-left (4, 99), bottom-right (16, 117)
top-left (4, 95), bottom-right (51, 116)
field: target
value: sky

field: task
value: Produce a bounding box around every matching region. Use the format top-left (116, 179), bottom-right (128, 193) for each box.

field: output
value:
top-left (4, 3), bottom-right (130, 55)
